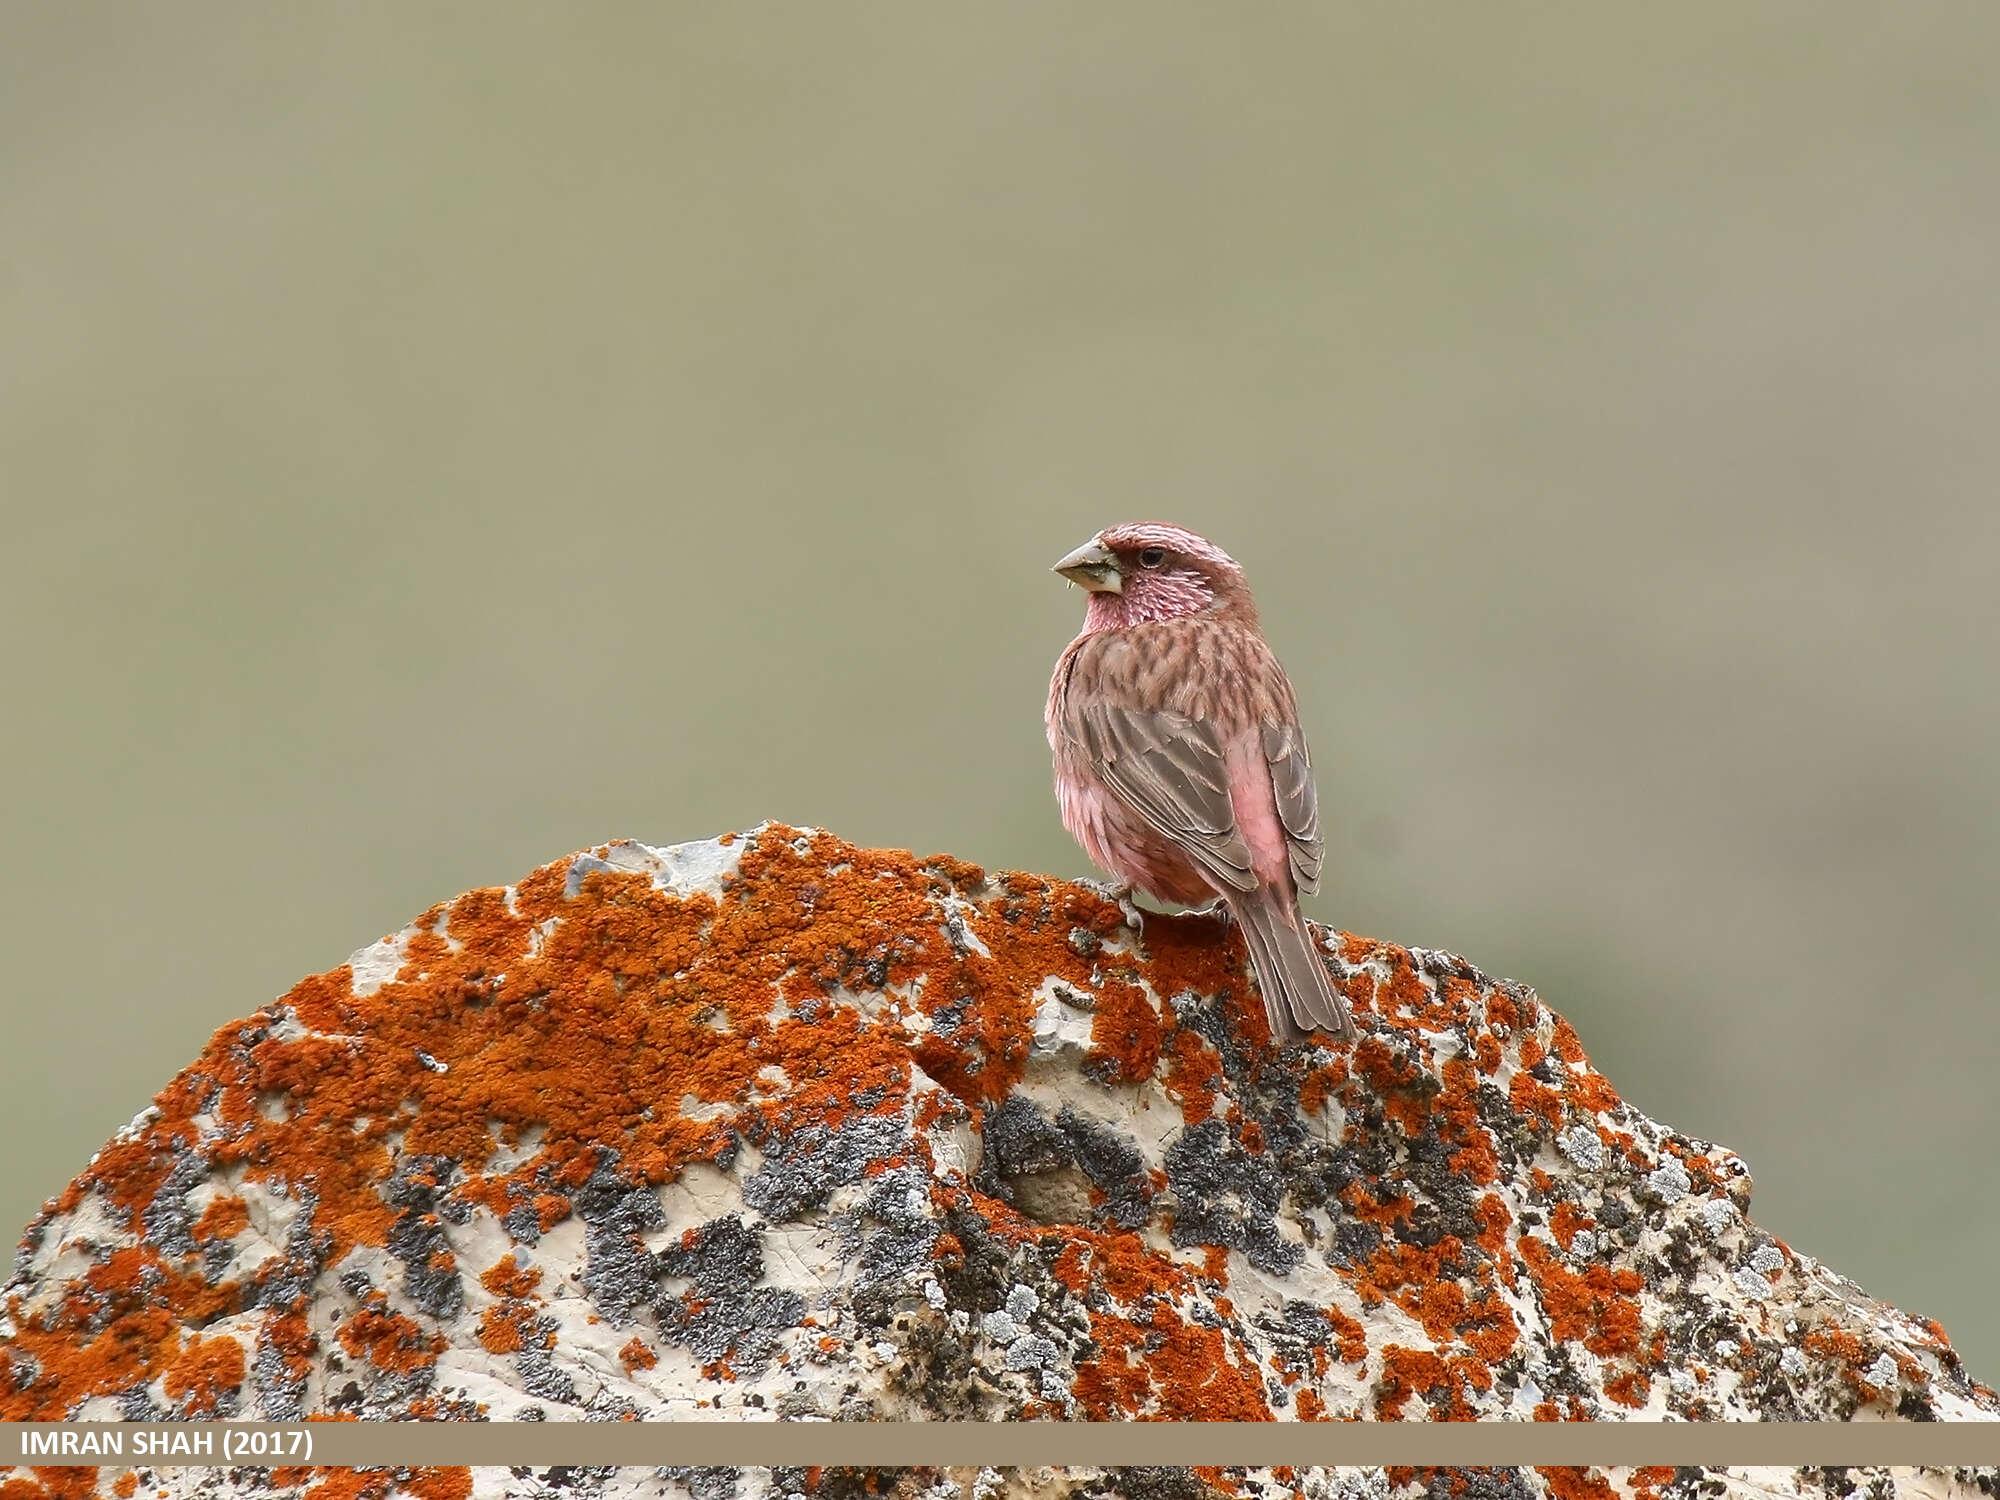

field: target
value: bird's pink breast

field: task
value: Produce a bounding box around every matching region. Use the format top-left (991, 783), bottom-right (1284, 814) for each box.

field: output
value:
top-left (1051, 755), bottom-right (1216, 906)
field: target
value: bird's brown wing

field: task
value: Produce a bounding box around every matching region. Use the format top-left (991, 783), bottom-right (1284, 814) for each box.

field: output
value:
top-left (1074, 703), bottom-right (1258, 894)
top-left (1262, 721), bottom-right (1324, 896)
top-left (1079, 702), bottom-right (1352, 1040)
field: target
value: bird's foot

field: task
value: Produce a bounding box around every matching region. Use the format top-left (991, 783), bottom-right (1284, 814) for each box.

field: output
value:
top-left (1076, 877), bottom-right (1146, 934)
top-left (1181, 897), bottom-right (1233, 927)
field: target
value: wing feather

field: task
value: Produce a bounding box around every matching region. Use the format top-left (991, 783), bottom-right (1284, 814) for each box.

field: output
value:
top-left (1261, 722), bottom-right (1325, 895)
top-left (1076, 703), bottom-right (1258, 892)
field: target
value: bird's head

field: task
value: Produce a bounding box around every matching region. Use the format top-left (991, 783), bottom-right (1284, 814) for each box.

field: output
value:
top-left (1052, 522), bottom-right (1257, 630)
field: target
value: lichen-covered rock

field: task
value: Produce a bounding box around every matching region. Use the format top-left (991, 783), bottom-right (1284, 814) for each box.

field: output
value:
top-left (1, 825), bottom-right (1993, 1467)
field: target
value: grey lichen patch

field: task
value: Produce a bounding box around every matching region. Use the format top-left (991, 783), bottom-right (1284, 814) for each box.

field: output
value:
top-left (976, 1094), bottom-right (1157, 1232)
top-left (1420, 1473), bottom-right (1535, 1500)
top-left (743, 1113), bottom-right (913, 1220)
top-left (1864, 1351), bottom-right (1901, 1388)
top-left (655, 1215), bottom-right (805, 1378)
top-left (573, 1154), bottom-right (670, 1324)
top-left (851, 1163), bottom-right (944, 1324)
top-left (382, 1153), bottom-right (467, 1320)
top-left (1557, 1124), bottom-right (1606, 1173)
top-left (513, 1314), bottom-right (581, 1407)
top-left (1163, 1117), bottom-right (1301, 1276)
top-left (1645, 1159), bottom-right (1694, 1203)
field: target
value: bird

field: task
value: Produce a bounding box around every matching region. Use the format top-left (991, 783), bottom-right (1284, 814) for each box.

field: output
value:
top-left (1045, 522), bottom-right (1357, 1044)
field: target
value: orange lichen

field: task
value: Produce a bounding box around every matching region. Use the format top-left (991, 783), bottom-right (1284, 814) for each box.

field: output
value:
top-left (1298, 1057), bottom-right (1349, 1116)
top-left (1804, 1325), bottom-right (1889, 1399)
top-left (1141, 911), bottom-right (1257, 1014)
top-left (1375, 1344), bottom-right (1492, 1420)
top-left (1536, 1469), bottom-right (1618, 1500)
top-left (1550, 1018), bottom-right (1587, 1064)
top-left (0, 1293), bottom-right (179, 1419)
top-left (1073, 1299), bottom-right (1272, 1421)
top-left (162, 1333), bottom-right (246, 1416)
top-left (1353, 1234), bottom-right (1456, 1304)
top-left (1550, 1201), bottom-right (1594, 1252)
top-left (619, 1337), bottom-right (658, 1374)
top-left (475, 1306), bottom-right (524, 1356)
top-left (1562, 1062), bottom-right (1621, 1116)
top-left (1372, 951), bottom-right (1442, 1027)
top-left (1604, 1368), bottom-right (1651, 1408)
top-left (1519, 1238), bottom-right (1645, 1358)
top-left (1089, 977), bottom-right (1165, 1086)
top-left (1414, 1281), bottom-right (1470, 1344)
top-left (338, 1305), bottom-right (445, 1375)
top-left (1352, 1036), bottom-right (1421, 1098)
top-left (261, 1312), bottom-right (316, 1387)
top-left (1474, 1194), bottom-right (1512, 1256)
top-left (1046, 1223), bottom-right (1196, 1306)
top-left (1459, 1296), bottom-right (1520, 1364)
top-left (479, 1258), bottom-right (542, 1300)
top-left (265, 1471), bottom-right (471, 1500)
top-left (1435, 1058), bottom-right (1500, 1184)
top-left (191, 1195), bottom-right (249, 1243)
top-left (403, 1473), bottom-right (474, 1500)
top-left (1345, 1183), bottom-right (1415, 1231)
top-left (1509, 1071), bottom-right (1564, 1128)
top-left (1326, 1307), bottom-right (1369, 1364)
top-left (0, 1473), bottom-right (100, 1500)
top-left (922, 854), bottom-right (987, 890)
top-left (1334, 966), bottom-right (1377, 1019)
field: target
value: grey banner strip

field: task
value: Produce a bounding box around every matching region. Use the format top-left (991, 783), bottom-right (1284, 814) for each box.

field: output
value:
top-left (8, 1423), bottom-right (2000, 1469)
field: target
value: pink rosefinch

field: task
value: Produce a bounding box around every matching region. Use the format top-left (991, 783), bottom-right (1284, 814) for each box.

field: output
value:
top-left (1046, 523), bottom-right (1356, 1044)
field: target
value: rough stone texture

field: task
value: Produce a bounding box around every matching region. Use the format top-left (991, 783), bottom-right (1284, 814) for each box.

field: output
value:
top-left (0, 825), bottom-right (1994, 1497)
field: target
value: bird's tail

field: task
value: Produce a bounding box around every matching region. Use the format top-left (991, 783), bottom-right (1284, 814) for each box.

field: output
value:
top-left (1232, 893), bottom-right (1357, 1044)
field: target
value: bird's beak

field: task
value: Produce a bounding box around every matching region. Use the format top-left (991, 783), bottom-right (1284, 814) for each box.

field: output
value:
top-left (1052, 538), bottom-right (1123, 593)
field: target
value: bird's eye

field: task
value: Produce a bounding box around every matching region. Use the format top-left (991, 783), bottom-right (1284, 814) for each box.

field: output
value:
top-left (1138, 547), bottom-right (1167, 568)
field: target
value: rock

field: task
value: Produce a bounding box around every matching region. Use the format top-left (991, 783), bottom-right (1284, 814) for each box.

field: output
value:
top-left (0, 826), bottom-right (1994, 1497)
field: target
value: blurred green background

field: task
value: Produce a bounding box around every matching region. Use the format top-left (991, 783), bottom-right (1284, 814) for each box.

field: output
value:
top-left (3, 5), bottom-right (1995, 1379)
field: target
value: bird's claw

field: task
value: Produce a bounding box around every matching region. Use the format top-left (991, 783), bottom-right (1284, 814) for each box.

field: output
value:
top-left (1077, 877), bottom-right (1146, 934)
top-left (1182, 897), bottom-right (1233, 927)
